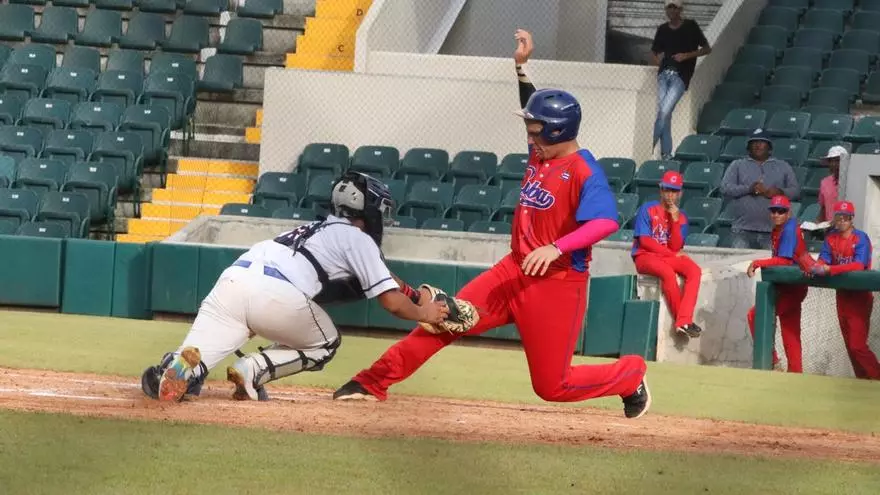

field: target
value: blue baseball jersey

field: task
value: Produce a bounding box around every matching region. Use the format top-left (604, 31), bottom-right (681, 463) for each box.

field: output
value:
top-left (630, 201), bottom-right (689, 257)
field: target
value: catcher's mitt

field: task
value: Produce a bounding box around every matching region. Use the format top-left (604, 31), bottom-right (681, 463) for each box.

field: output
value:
top-left (417, 284), bottom-right (480, 335)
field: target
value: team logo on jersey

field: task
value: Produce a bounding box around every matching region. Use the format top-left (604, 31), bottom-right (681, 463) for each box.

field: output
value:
top-left (834, 254), bottom-right (854, 265)
top-left (520, 166), bottom-right (556, 209)
top-left (651, 222), bottom-right (670, 245)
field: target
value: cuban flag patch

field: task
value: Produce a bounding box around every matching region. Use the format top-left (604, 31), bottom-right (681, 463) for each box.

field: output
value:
top-left (561, 172), bottom-right (570, 181)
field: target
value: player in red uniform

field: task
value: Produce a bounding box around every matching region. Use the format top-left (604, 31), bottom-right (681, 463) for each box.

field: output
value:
top-left (332, 29), bottom-right (652, 419)
top-left (631, 170), bottom-right (703, 338)
top-left (808, 201), bottom-right (880, 379)
top-left (746, 195), bottom-right (809, 372)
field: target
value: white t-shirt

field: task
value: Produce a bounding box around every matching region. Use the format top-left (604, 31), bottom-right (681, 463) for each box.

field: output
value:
top-left (235, 215), bottom-right (399, 300)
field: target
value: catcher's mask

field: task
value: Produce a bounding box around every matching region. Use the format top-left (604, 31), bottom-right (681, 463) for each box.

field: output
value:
top-left (330, 171), bottom-right (395, 247)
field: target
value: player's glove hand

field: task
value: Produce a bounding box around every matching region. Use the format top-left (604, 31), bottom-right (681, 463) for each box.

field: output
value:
top-left (417, 284), bottom-right (480, 335)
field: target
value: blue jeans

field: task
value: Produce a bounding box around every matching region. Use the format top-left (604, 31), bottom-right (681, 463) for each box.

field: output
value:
top-left (653, 70), bottom-right (686, 159)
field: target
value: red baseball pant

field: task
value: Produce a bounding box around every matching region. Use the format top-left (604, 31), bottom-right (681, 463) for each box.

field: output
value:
top-left (836, 290), bottom-right (880, 380)
top-left (747, 285), bottom-right (808, 372)
top-left (634, 253), bottom-right (702, 328)
top-left (354, 254), bottom-right (647, 402)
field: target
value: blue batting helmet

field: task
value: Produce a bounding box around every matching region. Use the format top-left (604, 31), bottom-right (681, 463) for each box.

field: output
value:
top-left (515, 89), bottom-right (582, 144)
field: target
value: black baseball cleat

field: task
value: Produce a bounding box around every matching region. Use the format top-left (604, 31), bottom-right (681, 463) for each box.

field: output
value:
top-left (622, 377), bottom-right (652, 419)
top-left (333, 379), bottom-right (377, 401)
top-left (676, 323), bottom-right (703, 339)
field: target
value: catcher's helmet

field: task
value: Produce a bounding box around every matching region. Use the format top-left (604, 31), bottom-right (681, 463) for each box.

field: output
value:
top-left (330, 171), bottom-right (395, 246)
top-left (515, 88), bottom-right (582, 144)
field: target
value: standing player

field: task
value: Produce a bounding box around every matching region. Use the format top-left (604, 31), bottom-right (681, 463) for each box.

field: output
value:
top-left (746, 195), bottom-right (809, 372)
top-left (808, 201), bottom-right (880, 380)
top-left (631, 170), bottom-right (703, 337)
top-left (333, 29), bottom-right (652, 419)
top-left (140, 171), bottom-right (451, 402)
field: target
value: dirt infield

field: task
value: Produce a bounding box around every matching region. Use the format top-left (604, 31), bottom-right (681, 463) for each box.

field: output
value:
top-left (1, 367), bottom-right (878, 464)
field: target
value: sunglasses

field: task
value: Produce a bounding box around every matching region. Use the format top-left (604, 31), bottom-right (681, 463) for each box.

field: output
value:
top-left (769, 208), bottom-right (789, 215)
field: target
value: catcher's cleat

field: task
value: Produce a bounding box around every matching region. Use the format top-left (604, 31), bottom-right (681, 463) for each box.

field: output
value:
top-left (158, 347), bottom-right (202, 402)
top-left (333, 380), bottom-right (377, 401)
top-left (226, 358), bottom-right (270, 401)
top-left (622, 377), bottom-right (652, 419)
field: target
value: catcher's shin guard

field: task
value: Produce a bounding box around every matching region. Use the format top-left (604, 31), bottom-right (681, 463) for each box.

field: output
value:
top-left (227, 339), bottom-right (340, 401)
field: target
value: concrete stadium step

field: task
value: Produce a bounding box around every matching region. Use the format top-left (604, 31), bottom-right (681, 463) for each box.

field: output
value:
top-left (151, 188), bottom-right (251, 207)
top-left (170, 135), bottom-right (261, 161)
top-left (198, 89), bottom-right (264, 105)
top-left (126, 218), bottom-right (188, 237)
top-left (174, 158), bottom-right (259, 178)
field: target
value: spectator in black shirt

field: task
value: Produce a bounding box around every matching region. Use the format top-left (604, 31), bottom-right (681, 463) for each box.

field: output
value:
top-left (651, 0), bottom-right (712, 160)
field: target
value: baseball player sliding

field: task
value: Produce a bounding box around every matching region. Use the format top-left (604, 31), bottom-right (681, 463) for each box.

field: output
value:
top-left (333, 29), bottom-right (652, 419)
top-left (140, 171), bottom-right (472, 402)
top-left (808, 201), bottom-right (880, 380)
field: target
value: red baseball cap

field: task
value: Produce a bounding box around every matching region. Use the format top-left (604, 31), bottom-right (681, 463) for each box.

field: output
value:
top-left (659, 170), bottom-right (683, 190)
top-left (768, 195), bottom-right (791, 210)
top-left (833, 200), bottom-right (855, 216)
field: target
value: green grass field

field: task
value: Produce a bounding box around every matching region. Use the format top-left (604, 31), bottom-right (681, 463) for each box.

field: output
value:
top-left (1, 311), bottom-right (879, 494)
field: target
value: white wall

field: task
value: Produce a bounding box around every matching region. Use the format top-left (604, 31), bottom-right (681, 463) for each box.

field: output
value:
top-left (841, 153), bottom-right (880, 268)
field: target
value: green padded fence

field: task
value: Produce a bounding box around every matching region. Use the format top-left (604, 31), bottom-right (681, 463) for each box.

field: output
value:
top-left (112, 242), bottom-right (152, 319)
top-left (581, 275), bottom-right (637, 357)
top-left (151, 242), bottom-right (201, 314)
top-left (0, 235), bottom-right (63, 308)
top-left (62, 239), bottom-right (116, 316)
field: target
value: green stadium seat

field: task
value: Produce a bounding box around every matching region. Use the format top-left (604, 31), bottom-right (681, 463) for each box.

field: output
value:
top-left (397, 181), bottom-right (455, 227)
top-left (681, 162), bottom-right (725, 200)
top-left (0, 156), bottom-right (15, 188)
top-left (140, 71), bottom-right (195, 131)
top-left (41, 129), bottom-right (93, 164)
top-left (770, 66), bottom-right (815, 99)
top-left (723, 64), bottom-right (768, 91)
top-left (21, 98), bottom-right (72, 133)
top-left (0, 188), bottom-right (38, 227)
top-left (862, 0), bottom-right (880, 12)
top-left (198, 54), bottom-right (244, 93)
top-left (94, 0), bottom-right (135, 10)
top-left (35, 190), bottom-right (91, 237)
top-left (31, 6), bottom-right (78, 44)
top-left (597, 157), bottom-right (636, 193)
top-left (43, 68), bottom-right (98, 104)
top-left (710, 82), bottom-right (757, 106)
top-left (62, 46), bottom-right (101, 74)
top-left (298, 173), bottom-right (336, 211)
top-left (840, 30), bottom-right (880, 63)
top-left (184, 0), bottom-right (226, 15)
top-left (800, 105), bottom-right (838, 116)
top-left (746, 26), bottom-right (789, 56)
top-left (683, 197), bottom-right (723, 233)
top-left (772, 138), bottom-right (811, 167)
top-left (490, 153), bottom-right (528, 195)
top-left (802, 9), bottom-right (844, 36)
top-left (70, 101), bottom-right (123, 133)
top-left (61, 161), bottom-right (117, 228)
top-left (93, 71), bottom-right (144, 108)
top-left (162, 16), bottom-right (210, 53)
top-left (0, 219), bottom-right (17, 235)
top-left (444, 184), bottom-right (501, 229)
top-left (0, 94), bottom-right (27, 125)
top-left (139, 0), bottom-right (177, 13)
top-left (390, 215), bottom-right (417, 229)
top-left (118, 12), bottom-right (166, 50)
top-left (394, 148), bottom-right (449, 188)
top-left (0, 126), bottom-right (44, 164)
top-left (760, 85), bottom-right (803, 110)
top-left (806, 88), bottom-right (850, 113)
top-left (118, 104), bottom-right (171, 166)
top-left (219, 202), bottom-right (271, 218)
top-left (75, 9), bottom-right (123, 48)
top-left (468, 220), bottom-right (512, 235)
top-left (685, 233), bottom-right (720, 247)
top-left (788, 201), bottom-right (802, 218)
top-left (53, 0), bottom-right (89, 7)
top-left (844, 116), bottom-right (880, 144)
top-left (852, 11), bottom-right (880, 32)
top-left (792, 28), bottom-right (835, 54)
top-left (14, 158), bottom-right (68, 195)
top-left (89, 131), bottom-right (144, 195)
top-left (798, 202), bottom-right (821, 223)
top-left (614, 192), bottom-right (639, 226)
top-left (673, 134), bottom-right (724, 162)
top-left (252, 172), bottom-right (305, 211)
top-left (768, 0), bottom-right (808, 13)
top-left (298, 142), bottom-right (349, 180)
top-left (807, 239), bottom-right (824, 253)
top-left (0, 64), bottom-right (49, 100)
top-left (350, 145), bottom-right (399, 178)
top-left (757, 7), bottom-right (800, 33)
top-left (633, 159), bottom-right (681, 203)
top-left (717, 108), bottom-right (766, 136)
top-left (696, 100), bottom-right (738, 134)
top-left (271, 206), bottom-right (317, 221)
top-left (814, 0), bottom-right (853, 15)
top-left (856, 142), bottom-right (880, 154)
top-left (765, 111), bottom-right (810, 138)
top-left (828, 49), bottom-right (870, 80)
top-left (862, 71), bottom-right (880, 104)
top-left (421, 218), bottom-right (465, 232)
top-left (805, 140), bottom-right (852, 167)
top-left (16, 220), bottom-right (68, 238)
top-left (733, 44), bottom-right (777, 70)
top-left (804, 113), bottom-right (853, 141)
top-left (607, 229), bottom-right (634, 243)
top-left (237, 0), bottom-right (283, 18)
top-left (0, 45), bottom-right (12, 70)
top-left (444, 150), bottom-right (498, 194)
top-left (218, 18), bottom-right (263, 55)
top-left (792, 166), bottom-right (809, 187)
top-left (106, 49), bottom-right (145, 75)
top-left (149, 52), bottom-right (198, 81)
top-left (0, 4), bottom-right (35, 42)
top-left (818, 68), bottom-right (860, 101)
top-left (491, 188), bottom-right (520, 223)
top-left (781, 47), bottom-right (824, 78)
top-left (719, 136), bottom-right (750, 163)
top-left (385, 178), bottom-right (406, 206)
top-left (800, 170), bottom-right (825, 206)
top-left (9, 44), bottom-right (55, 72)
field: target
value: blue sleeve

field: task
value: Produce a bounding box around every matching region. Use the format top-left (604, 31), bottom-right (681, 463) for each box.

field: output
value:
top-left (776, 221), bottom-right (797, 259)
top-left (819, 239), bottom-right (832, 264)
top-left (576, 173), bottom-right (618, 223)
top-left (680, 215), bottom-right (689, 240)
top-left (855, 233), bottom-right (872, 267)
top-left (632, 205), bottom-right (652, 237)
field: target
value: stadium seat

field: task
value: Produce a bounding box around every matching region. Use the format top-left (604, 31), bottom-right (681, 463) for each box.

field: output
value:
top-left (805, 141), bottom-right (852, 168)
top-left (106, 49), bottom-right (145, 75)
top-left (862, 0), bottom-right (880, 12)
top-left (804, 113), bottom-right (853, 141)
top-left (765, 111), bottom-right (810, 138)
top-left (390, 215), bottom-right (417, 229)
top-left (149, 52), bottom-right (197, 81)
top-left (444, 185), bottom-right (501, 229)
top-left (840, 30), bottom-right (880, 63)
top-left (792, 166), bottom-right (809, 188)
top-left (856, 142), bottom-right (880, 154)
top-left (31, 6), bottom-right (78, 44)
top-left (719, 136), bottom-right (750, 163)
top-left (755, 104), bottom-right (795, 124)
top-left (75, 9), bottom-right (123, 48)
top-left (20, 98), bottom-right (71, 134)
top-left (62, 46), bottom-right (101, 74)
top-left (0, 156), bottom-right (15, 188)
top-left (614, 193), bottom-right (639, 226)
top-left (252, 172), bottom-right (305, 211)
top-left (0, 45), bottom-right (12, 72)
top-left (43, 68), bottom-right (98, 104)
top-left (760, 84), bottom-right (804, 110)
top-left (798, 202), bottom-right (821, 223)
top-left (70, 101), bottom-right (123, 133)
top-left (772, 138), bottom-right (811, 167)
top-left (491, 188), bottom-right (520, 223)
top-left (34, 190), bottom-right (90, 237)
top-left (93, 71), bottom-right (144, 108)
top-left (767, 0), bottom-right (808, 12)
top-left (696, 100), bottom-right (738, 135)
top-left (468, 220), bottom-right (512, 235)
top-left (673, 134), bottom-right (724, 162)
top-left (219, 203), bottom-right (271, 218)
top-left (724, 63), bottom-right (769, 90)
top-left (53, 0), bottom-right (89, 7)
top-left (140, 72), bottom-right (195, 131)
top-left (802, 9), bottom-right (845, 36)
top-left (184, 0), bottom-right (226, 15)
top-left (444, 150), bottom-right (498, 194)
top-left (139, 0), bottom-right (178, 13)
top-left (681, 162), bottom-right (725, 202)
top-left (597, 157), bottom-right (636, 193)
top-left (298, 142), bottom-right (349, 180)
top-left (162, 16), bottom-right (210, 53)
top-left (0, 94), bottom-right (27, 125)
top-left (792, 28), bottom-right (835, 54)
top-left (421, 218), bottom-right (465, 232)
top-left (198, 54), bottom-right (244, 93)
top-left (711, 82), bottom-right (757, 106)
top-left (828, 49), bottom-right (871, 80)
top-left (770, 66), bottom-right (815, 99)
top-left (16, 220), bottom-right (68, 238)
top-left (0, 126), bottom-right (44, 164)
top-left (89, 131), bottom-right (144, 195)
top-left (490, 153), bottom-right (528, 195)
top-left (61, 161), bottom-right (117, 228)
top-left (685, 233), bottom-right (720, 247)
top-left (0, 188), bottom-right (38, 227)
top-left (800, 170), bottom-right (824, 206)
top-left (394, 148), bottom-right (450, 188)
top-left (94, 0), bottom-right (135, 10)
top-left (607, 229), bottom-right (634, 243)
top-left (298, 174), bottom-right (337, 211)
top-left (41, 129), bottom-right (93, 164)
top-left (683, 197), bottom-right (723, 233)
top-left (397, 181), bottom-right (455, 227)
top-left (852, 11), bottom-right (880, 32)
top-left (9, 44), bottom-right (55, 72)
top-left (237, 0), bottom-right (283, 18)
top-left (0, 219), bottom-right (17, 235)
top-left (0, 4), bottom-right (35, 41)
top-left (349, 145), bottom-right (399, 178)
top-left (385, 178), bottom-right (406, 206)
top-left (746, 26), bottom-right (789, 56)
top-left (14, 158), bottom-right (68, 195)
top-left (118, 104), bottom-right (171, 166)
top-left (819, 69), bottom-right (861, 101)
top-left (218, 18), bottom-right (264, 55)
top-left (0, 64), bottom-right (49, 100)
top-left (844, 116), bottom-right (880, 144)
top-left (757, 7), bottom-right (800, 33)
top-left (118, 12), bottom-right (166, 51)
top-left (814, 0), bottom-right (854, 14)
top-left (632, 159), bottom-right (681, 203)
top-left (781, 47), bottom-right (824, 78)
top-left (717, 108), bottom-right (766, 136)
top-left (271, 206), bottom-right (317, 221)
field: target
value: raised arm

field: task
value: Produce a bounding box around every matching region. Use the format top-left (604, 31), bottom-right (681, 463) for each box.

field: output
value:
top-left (514, 29), bottom-right (537, 110)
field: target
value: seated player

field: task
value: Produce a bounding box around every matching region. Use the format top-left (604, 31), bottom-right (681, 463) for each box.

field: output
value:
top-left (807, 201), bottom-right (880, 380)
top-left (746, 195), bottom-right (809, 372)
top-left (630, 170), bottom-right (703, 337)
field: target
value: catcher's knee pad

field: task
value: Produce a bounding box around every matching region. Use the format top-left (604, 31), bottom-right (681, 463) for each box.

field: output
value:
top-left (141, 351), bottom-right (208, 400)
top-left (244, 338), bottom-right (341, 390)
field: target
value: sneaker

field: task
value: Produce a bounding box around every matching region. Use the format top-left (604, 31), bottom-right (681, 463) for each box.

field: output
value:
top-left (333, 380), bottom-right (377, 401)
top-left (158, 347), bottom-right (202, 402)
top-left (622, 377), bottom-right (652, 419)
top-left (683, 323), bottom-right (703, 339)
